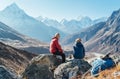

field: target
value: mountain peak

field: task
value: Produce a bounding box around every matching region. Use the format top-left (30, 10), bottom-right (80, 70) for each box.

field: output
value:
top-left (107, 8), bottom-right (120, 25)
top-left (77, 16), bottom-right (91, 21)
top-left (60, 18), bottom-right (68, 24)
top-left (6, 3), bottom-right (20, 10)
top-left (10, 3), bottom-right (18, 7)
top-left (108, 8), bottom-right (120, 20)
top-left (2, 3), bottom-right (24, 14)
top-left (1, 3), bottom-right (26, 17)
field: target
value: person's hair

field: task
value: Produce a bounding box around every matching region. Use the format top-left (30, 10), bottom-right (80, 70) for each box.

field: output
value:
top-left (75, 38), bottom-right (81, 43)
top-left (55, 33), bottom-right (60, 37)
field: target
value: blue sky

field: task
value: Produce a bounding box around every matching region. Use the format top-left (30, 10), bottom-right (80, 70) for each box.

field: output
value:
top-left (0, 0), bottom-right (120, 21)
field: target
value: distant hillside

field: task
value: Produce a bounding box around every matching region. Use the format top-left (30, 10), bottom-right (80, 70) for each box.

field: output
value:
top-left (0, 21), bottom-right (49, 54)
top-left (62, 22), bottom-right (105, 45)
top-left (0, 22), bottom-right (26, 42)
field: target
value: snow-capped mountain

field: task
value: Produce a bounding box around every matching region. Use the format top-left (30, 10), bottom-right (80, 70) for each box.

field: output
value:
top-left (36, 17), bottom-right (60, 27)
top-left (60, 16), bottom-right (107, 34)
top-left (0, 3), bottom-right (66, 42)
top-left (37, 16), bottom-right (107, 34)
top-left (36, 16), bottom-right (66, 33)
top-left (60, 17), bottom-right (92, 34)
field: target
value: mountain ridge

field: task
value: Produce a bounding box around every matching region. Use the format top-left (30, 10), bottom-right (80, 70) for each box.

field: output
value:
top-left (85, 8), bottom-right (120, 54)
top-left (36, 16), bottom-right (107, 34)
top-left (62, 8), bottom-right (120, 54)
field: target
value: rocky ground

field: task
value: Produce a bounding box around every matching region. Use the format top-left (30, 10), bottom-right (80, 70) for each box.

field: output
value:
top-left (0, 42), bottom-right (119, 79)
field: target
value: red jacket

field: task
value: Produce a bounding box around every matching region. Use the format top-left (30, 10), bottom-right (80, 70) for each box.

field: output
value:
top-left (49, 37), bottom-right (63, 54)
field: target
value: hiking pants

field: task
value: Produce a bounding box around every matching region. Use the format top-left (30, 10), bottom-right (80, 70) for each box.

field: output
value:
top-left (53, 52), bottom-right (65, 63)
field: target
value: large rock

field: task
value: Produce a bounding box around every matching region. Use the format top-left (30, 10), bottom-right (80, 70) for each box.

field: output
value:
top-left (54, 59), bottom-right (91, 79)
top-left (0, 65), bottom-right (18, 79)
top-left (22, 54), bottom-right (62, 79)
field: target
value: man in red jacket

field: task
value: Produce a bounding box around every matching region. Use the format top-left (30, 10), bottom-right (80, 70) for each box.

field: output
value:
top-left (50, 33), bottom-right (65, 63)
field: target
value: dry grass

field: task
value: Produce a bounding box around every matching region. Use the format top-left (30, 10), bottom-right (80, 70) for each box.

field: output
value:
top-left (71, 64), bottom-right (120, 79)
top-left (98, 64), bottom-right (120, 79)
top-left (84, 64), bottom-right (120, 79)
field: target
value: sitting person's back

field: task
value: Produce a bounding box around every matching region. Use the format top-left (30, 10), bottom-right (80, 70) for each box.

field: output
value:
top-left (73, 38), bottom-right (85, 59)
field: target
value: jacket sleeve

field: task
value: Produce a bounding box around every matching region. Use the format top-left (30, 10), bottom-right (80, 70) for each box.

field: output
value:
top-left (55, 39), bottom-right (63, 53)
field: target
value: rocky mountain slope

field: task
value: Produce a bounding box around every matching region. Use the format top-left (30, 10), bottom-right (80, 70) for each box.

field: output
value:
top-left (62, 9), bottom-right (120, 54)
top-left (85, 9), bottom-right (120, 54)
top-left (62, 22), bottom-right (106, 45)
top-left (0, 42), bottom-right (36, 74)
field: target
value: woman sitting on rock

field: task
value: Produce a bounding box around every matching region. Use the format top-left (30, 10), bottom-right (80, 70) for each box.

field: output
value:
top-left (73, 38), bottom-right (85, 59)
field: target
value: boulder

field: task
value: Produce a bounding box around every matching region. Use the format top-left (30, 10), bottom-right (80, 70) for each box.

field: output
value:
top-left (0, 65), bottom-right (18, 79)
top-left (22, 54), bottom-right (62, 79)
top-left (54, 59), bottom-right (91, 79)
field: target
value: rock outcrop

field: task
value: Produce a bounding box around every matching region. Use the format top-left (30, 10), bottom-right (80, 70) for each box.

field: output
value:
top-left (22, 54), bottom-right (92, 79)
top-left (22, 54), bottom-right (62, 79)
top-left (54, 59), bottom-right (91, 79)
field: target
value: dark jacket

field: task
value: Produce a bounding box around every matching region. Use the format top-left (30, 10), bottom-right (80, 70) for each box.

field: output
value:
top-left (49, 37), bottom-right (63, 54)
top-left (73, 42), bottom-right (85, 59)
